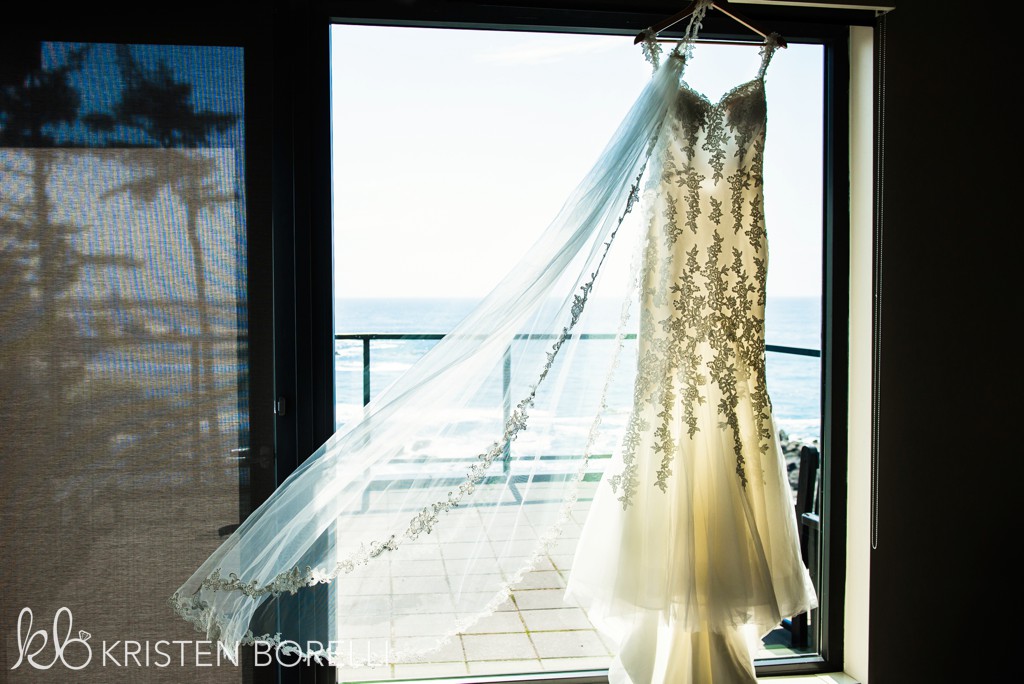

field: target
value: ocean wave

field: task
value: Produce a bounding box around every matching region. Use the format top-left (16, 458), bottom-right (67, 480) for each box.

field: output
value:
top-left (774, 418), bottom-right (821, 443)
top-left (335, 361), bottom-right (415, 373)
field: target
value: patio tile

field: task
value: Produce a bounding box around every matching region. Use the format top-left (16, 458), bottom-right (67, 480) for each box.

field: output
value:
top-left (336, 664), bottom-right (393, 683)
top-left (596, 630), bottom-right (618, 653)
top-left (513, 570), bottom-right (565, 590)
top-left (485, 524), bottom-right (540, 540)
top-left (392, 661), bottom-right (468, 679)
top-left (548, 538), bottom-right (581, 556)
top-left (531, 629), bottom-right (609, 659)
top-left (548, 554), bottom-right (577, 572)
top-left (491, 596), bottom-right (517, 612)
top-left (459, 610), bottom-right (524, 634)
top-left (497, 555), bottom-right (547, 577)
top-left (521, 504), bottom-right (563, 520)
top-left (391, 593), bottom-right (454, 614)
top-left (467, 659), bottom-right (543, 676)
top-left (529, 557), bottom-right (557, 572)
top-left (484, 511), bottom-right (529, 526)
top-left (389, 559), bottom-right (445, 576)
top-left (390, 636), bottom-right (465, 663)
top-left (338, 595), bottom-right (393, 616)
top-left (490, 539), bottom-right (542, 556)
top-left (450, 571), bottom-right (505, 592)
top-left (462, 632), bottom-right (537, 661)
top-left (435, 525), bottom-right (488, 543)
top-left (511, 588), bottom-right (573, 610)
top-left (571, 500), bottom-right (594, 514)
top-left (540, 656), bottom-right (612, 672)
top-left (445, 556), bottom-right (503, 575)
top-left (399, 544), bottom-right (443, 561)
top-left (441, 541), bottom-right (493, 559)
top-left (392, 575), bottom-right (450, 594)
top-left (517, 481), bottom-right (570, 497)
top-left (392, 612), bottom-right (459, 638)
top-left (334, 621), bottom-right (392, 639)
top-left (342, 575), bottom-right (392, 594)
top-left (520, 607), bottom-right (594, 632)
top-left (452, 591), bottom-right (516, 612)
top-left (557, 522), bottom-right (584, 539)
top-left (571, 512), bottom-right (594, 526)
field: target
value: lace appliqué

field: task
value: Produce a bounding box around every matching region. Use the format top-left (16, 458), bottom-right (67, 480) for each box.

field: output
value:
top-left (639, 29), bottom-right (663, 71)
top-left (611, 51), bottom-right (775, 506)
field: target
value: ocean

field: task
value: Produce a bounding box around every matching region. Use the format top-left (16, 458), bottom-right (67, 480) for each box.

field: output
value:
top-left (334, 297), bottom-right (821, 444)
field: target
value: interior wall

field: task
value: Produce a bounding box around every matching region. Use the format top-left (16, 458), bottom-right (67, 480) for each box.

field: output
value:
top-left (845, 23), bottom-right (873, 684)
top-left (868, 1), bottom-right (1011, 681)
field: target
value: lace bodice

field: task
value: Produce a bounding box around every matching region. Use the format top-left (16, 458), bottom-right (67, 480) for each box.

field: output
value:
top-left (608, 19), bottom-right (785, 505)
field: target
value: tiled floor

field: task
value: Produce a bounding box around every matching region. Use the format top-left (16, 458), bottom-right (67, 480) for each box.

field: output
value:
top-left (334, 480), bottom-right (807, 683)
top-left (333, 482), bottom-right (615, 683)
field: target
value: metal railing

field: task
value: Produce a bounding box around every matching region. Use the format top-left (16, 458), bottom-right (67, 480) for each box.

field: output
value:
top-left (335, 332), bottom-right (820, 407)
top-left (336, 332), bottom-right (820, 509)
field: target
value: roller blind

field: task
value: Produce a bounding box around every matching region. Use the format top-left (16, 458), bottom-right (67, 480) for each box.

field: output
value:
top-left (1, 39), bottom-right (253, 681)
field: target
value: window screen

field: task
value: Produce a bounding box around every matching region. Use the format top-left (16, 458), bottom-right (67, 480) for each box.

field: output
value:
top-left (1, 40), bottom-right (250, 680)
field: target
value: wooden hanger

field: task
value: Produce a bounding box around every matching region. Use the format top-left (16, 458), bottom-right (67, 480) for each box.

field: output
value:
top-left (634, 1), bottom-right (788, 48)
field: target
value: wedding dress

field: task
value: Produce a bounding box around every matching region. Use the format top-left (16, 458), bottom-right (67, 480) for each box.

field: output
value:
top-left (172, 2), bottom-right (814, 676)
top-left (565, 12), bottom-right (817, 684)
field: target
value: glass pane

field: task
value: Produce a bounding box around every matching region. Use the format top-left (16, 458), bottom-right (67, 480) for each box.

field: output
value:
top-left (331, 24), bottom-right (823, 679)
top-left (1, 40), bottom-right (248, 680)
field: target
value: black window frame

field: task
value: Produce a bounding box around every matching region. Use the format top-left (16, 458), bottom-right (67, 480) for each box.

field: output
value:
top-left (305, 1), bottom-right (866, 681)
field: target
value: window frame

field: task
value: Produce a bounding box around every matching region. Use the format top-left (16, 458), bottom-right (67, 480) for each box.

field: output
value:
top-left (0, 2), bottom-right (865, 682)
top-left (307, 1), bottom-right (864, 680)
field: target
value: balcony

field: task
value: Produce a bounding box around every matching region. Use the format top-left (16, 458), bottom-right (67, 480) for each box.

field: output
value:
top-left (333, 333), bottom-right (822, 682)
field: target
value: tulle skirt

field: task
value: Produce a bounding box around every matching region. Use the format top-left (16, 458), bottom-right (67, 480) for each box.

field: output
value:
top-left (566, 368), bottom-right (817, 684)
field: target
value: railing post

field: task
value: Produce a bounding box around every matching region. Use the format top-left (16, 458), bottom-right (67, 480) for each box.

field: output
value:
top-left (362, 337), bottom-right (371, 406)
top-left (503, 344), bottom-right (511, 471)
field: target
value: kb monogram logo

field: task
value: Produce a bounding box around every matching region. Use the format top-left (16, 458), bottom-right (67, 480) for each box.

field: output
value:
top-left (12, 607), bottom-right (93, 670)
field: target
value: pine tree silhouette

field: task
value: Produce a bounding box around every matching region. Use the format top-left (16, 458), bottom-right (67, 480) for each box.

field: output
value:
top-left (87, 45), bottom-right (241, 460)
top-left (0, 46), bottom-right (140, 447)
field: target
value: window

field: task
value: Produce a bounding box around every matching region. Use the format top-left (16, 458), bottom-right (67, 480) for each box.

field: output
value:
top-left (330, 19), bottom-right (841, 682)
top-left (0, 4), bottom-right (856, 683)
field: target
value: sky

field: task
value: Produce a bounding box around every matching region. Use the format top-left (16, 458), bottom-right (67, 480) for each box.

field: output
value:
top-left (330, 25), bottom-right (823, 300)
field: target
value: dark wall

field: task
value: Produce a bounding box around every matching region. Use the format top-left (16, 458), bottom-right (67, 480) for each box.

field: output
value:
top-left (868, 1), bottom-right (1014, 680)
